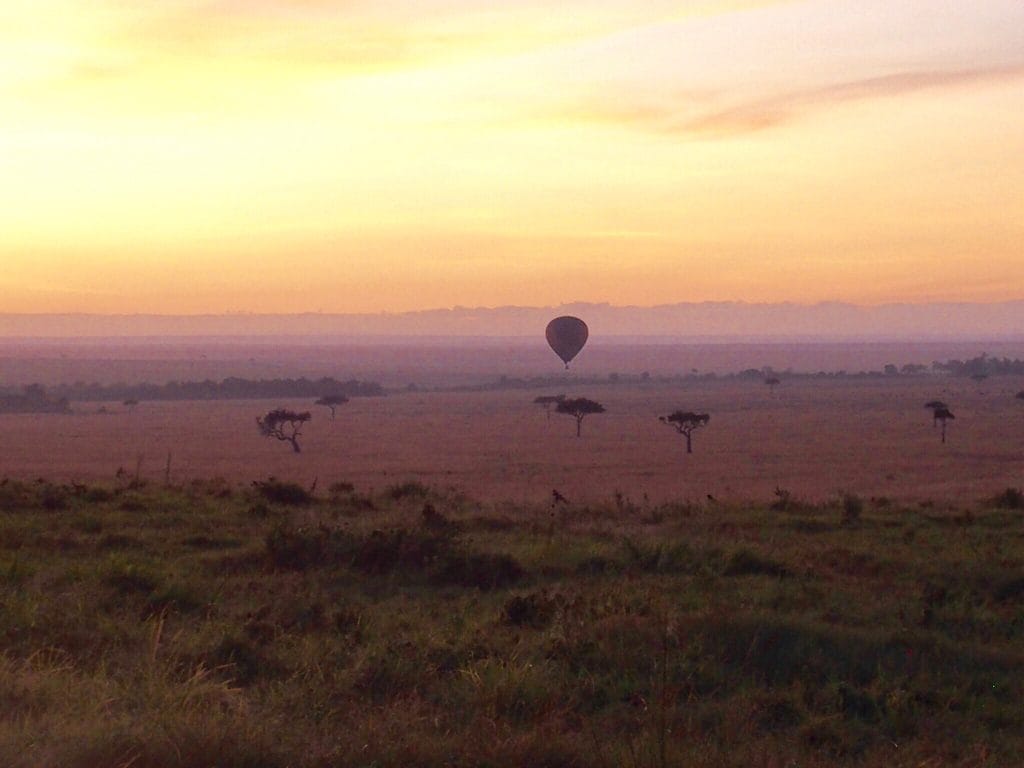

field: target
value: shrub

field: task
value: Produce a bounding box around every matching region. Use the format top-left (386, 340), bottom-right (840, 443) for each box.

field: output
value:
top-left (989, 487), bottom-right (1024, 510)
top-left (724, 549), bottom-right (790, 577)
top-left (840, 493), bottom-right (863, 524)
top-left (388, 481), bottom-right (430, 500)
top-left (253, 478), bottom-right (313, 506)
top-left (264, 524), bottom-right (342, 571)
top-left (351, 529), bottom-right (448, 576)
top-left (82, 486), bottom-right (115, 503)
top-left (434, 552), bottom-right (524, 590)
top-left (38, 484), bottom-right (69, 511)
top-left (503, 592), bottom-right (557, 628)
top-left (770, 487), bottom-right (797, 512)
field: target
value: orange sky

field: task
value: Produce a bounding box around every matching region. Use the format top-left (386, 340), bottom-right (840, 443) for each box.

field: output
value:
top-left (2, 1), bottom-right (1023, 313)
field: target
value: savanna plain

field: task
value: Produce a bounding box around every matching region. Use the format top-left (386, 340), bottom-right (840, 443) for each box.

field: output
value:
top-left (1, 342), bottom-right (1023, 766)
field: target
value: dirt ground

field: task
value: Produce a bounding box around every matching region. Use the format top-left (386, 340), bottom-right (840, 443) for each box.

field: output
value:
top-left (2, 376), bottom-right (1021, 504)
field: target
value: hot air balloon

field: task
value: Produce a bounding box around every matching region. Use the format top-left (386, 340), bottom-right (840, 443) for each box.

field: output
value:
top-left (545, 316), bottom-right (589, 369)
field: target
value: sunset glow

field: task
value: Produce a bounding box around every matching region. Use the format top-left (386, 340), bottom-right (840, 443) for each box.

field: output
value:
top-left (3, 1), bottom-right (1023, 313)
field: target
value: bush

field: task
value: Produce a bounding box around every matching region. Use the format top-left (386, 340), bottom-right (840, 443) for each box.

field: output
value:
top-left (434, 552), bottom-right (524, 590)
top-left (253, 478), bottom-right (312, 506)
top-left (38, 484), bottom-right (69, 511)
top-left (840, 493), bottom-right (863, 524)
top-left (351, 529), bottom-right (448, 576)
top-left (770, 487), bottom-right (798, 512)
top-left (989, 488), bottom-right (1024, 510)
top-left (503, 592), bottom-right (557, 628)
top-left (724, 549), bottom-right (790, 577)
top-left (388, 481), bottom-right (430, 500)
top-left (264, 524), bottom-right (345, 571)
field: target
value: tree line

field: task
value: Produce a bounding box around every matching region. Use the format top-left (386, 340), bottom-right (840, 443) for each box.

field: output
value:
top-left (49, 377), bottom-right (380, 403)
top-left (0, 377), bottom-right (383, 414)
top-left (449, 353), bottom-right (1024, 394)
top-left (0, 384), bottom-right (70, 415)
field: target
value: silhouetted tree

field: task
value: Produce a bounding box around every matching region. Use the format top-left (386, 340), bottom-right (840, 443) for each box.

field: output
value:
top-left (123, 398), bottom-right (139, 413)
top-left (659, 410), bottom-right (710, 454)
top-left (533, 394), bottom-right (565, 421)
top-left (932, 407), bottom-right (954, 444)
top-left (556, 397), bottom-right (605, 437)
top-left (764, 377), bottom-right (780, 393)
top-left (925, 400), bottom-right (948, 428)
top-left (256, 409), bottom-right (311, 453)
top-left (315, 394), bottom-right (348, 419)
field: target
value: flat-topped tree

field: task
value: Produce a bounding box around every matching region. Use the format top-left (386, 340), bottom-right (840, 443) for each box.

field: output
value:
top-left (659, 410), bottom-right (710, 454)
top-left (533, 394), bottom-right (565, 421)
top-left (764, 377), bottom-right (780, 393)
top-left (315, 394), bottom-right (348, 419)
top-left (257, 409), bottom-right (311, 453)
top-left (556, 397), bottom-right (605, 437)
top-left (925, 400), bottom-right (948, 428)
top-left (123, 398), bottom-right (139, 414)
top-left (931, 406), bottom-right (954, 444)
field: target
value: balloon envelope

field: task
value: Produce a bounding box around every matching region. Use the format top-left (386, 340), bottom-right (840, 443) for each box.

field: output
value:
top-left (545, 316), bottom-right (589, 368)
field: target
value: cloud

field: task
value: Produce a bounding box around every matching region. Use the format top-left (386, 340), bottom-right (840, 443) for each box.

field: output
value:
top-left (566, 63), bottom-right (1024, 138)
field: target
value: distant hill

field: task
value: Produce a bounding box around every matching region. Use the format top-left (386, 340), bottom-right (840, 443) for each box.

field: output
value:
top-left (3, 301), bottom-right (1024, 340)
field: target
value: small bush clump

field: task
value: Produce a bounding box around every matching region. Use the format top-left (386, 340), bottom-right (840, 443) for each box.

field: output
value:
top-left (253, 478), bottom-right (313, 506)
top-left (724, 548), bottom-right (790, 578)
top-left (840, 493), bottom-right (863, 524)
top-left (388, 481), bottom-right (430, 500)
top-left (989, 487), bottom-right (1024, 510)
top-left (503, 591), bottom-right (558, 628)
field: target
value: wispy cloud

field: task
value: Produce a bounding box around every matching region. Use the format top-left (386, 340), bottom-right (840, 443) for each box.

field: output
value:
top-left (563, 64), bottom-right (1024, 138)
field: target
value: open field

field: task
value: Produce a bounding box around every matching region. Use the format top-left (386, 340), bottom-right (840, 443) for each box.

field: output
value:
top-left (1, 479), bottom-right (1022, 766)
top-left (1, 377), bottom-right (1022, 505)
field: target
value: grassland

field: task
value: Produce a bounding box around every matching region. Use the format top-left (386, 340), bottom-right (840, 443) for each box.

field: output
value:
top-left (1, 477), bottom-right (1022, 766)
top-left (2, 376), bottom-right (1023, 505)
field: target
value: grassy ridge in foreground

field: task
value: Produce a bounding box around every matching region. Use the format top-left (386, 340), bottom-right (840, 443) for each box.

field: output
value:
top-left (0, 479), bottom-right (1022, 767)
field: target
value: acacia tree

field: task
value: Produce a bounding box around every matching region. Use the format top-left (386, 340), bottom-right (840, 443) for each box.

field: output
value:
top-left (764, 377), bottom-right (780, 393)
top-left (659, 410), bottom-right (710, 454)
top-left (556, 397), bottom-right (605, 437)
top-left (533, 394), bottom-right (565, 421)
top-left (315, 394), bottom-right (348, 419)
top-left (931, 406), bottom-right (954, 444)
top-left (925, 400), bottom-right (948, 428)
top-left (256, 409), bottom-right (311, 453)
top-left (123, 398), bottom-right (139, 414)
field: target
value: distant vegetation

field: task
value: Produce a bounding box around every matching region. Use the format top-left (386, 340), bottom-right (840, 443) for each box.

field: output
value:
top-left (456, 353), bottom-right (1024, 393)
top-left (0, 383), bottom-right (70, 414)
top-left (0, 377), bottom-right (383, 405)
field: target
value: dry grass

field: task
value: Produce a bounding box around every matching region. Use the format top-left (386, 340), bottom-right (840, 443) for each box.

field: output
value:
top-left (0, 376), bottom-right (1022, 504)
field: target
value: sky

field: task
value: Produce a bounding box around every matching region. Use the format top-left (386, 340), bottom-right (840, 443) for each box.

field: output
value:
top-left (2, 0), bottom-right (1023, 314)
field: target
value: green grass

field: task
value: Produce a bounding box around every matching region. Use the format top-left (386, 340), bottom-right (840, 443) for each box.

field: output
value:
top-left (0, 478), bottom-right (1021, 766)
